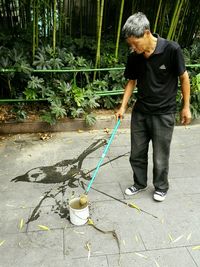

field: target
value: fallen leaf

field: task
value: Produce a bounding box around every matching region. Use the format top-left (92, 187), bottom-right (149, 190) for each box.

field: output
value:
top-left (18, 242), bottom-right (23, 248)
top-left (128, 202), bottom-right (141, 211)
top-left (87, 218), bottom-right (94, 225)
top-left (85, 241), bottom-right (91, 260)
top-left (187, 233), bottom-right (192, 241)
top-left (19, 219), bottom-right (24, 230)
top-left (73, 230), bottom-right (85, 235)
top-left (0, 240), bottom-right (5, 247)
top-left (39, 133), bottom-right (52, 141)
top-left (38, 225), bottom-right (50, 231)
top-left (154, 259), bottom-right (161, 267)
top-left (168, 234), bottom-right (173, 242)
top-left (135, 252), bottom-right (148, 259)
top-left (192, 245), bottom-right (200, 250)
top-left (78, 130), bottom-right (84, 133)
top-left (173, 235), bottom-right (183, 243)
top-left (104, 128), bottom-right (109, 134)
top-left (66, 140), bottom-right (73, 143)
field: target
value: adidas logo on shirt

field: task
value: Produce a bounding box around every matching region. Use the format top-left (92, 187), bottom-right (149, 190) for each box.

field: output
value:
top-left (159, 64), bottom-right (166, 70)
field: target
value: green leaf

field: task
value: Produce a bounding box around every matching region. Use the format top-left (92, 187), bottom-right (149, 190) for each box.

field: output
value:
top-left (24, 88), bottom-right (38, 100)
top-left (27, 76), bottom-right (44, 91)
top-left (70, 107), bottom-right (84, 118)
top-left (38, 225), bottom-right (50, 231)
top-left (41, 112), bottom-right (57, 125)
top-left (84, 113), bottom-right (96, 126)
top-left (58, 81), bottom-right (71, 95)
top-left (50, 102), bottom-right (67, 118)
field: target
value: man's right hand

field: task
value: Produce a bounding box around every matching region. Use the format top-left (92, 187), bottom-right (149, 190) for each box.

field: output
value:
top-left (115, 106), bottom-right (126, 120)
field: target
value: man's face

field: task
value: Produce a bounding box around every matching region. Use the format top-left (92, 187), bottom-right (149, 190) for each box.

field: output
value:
top-left (126, 33), bottom-right (148, 54)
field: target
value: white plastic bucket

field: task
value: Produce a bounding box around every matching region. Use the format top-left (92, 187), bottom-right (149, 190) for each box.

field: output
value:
top-left (69, 197), bottom-right (89, 226)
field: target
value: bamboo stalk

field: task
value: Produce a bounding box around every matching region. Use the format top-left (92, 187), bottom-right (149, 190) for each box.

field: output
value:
top-left (132, 0), bottom-right (137, 14)
top-left (167, 0), bottom-right (180, 40)
top-left (32, 0), bottom-right (36, 61)
top-left (80, 0), bottom-right (83, 39)
top-left (58, 0), bottom-right (63, 46)
top-left (69, 0), bottom-right (73, 37)
top-left (93, 0), bottom-right (105, 81)
top-left (53, 0), bottom-right (57, 54)
top-left (96, 0), bottom-right (100, 40)
top-left (153, 0), bottom-right (162, 33)
top-left (115, 0), bottom-right (125, 60)
top-left (171, 0), bottom-right (185, 40)
top-left (42, 1), bottom-right (46, 43)
top-left (47, 0), bottom-right (50, 39)
top-left (177, 0), bottom-right (189, 42)
top-left (35, 0), bottom-right (39, 48)
top-left (159, 0), bottom-right (169, 36)
top-left (25, 0), bottom-right (32, 27)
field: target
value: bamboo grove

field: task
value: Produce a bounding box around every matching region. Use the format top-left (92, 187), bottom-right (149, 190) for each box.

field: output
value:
top-left (0, 0), bottom-right (200, 123)
top-left (1, 0), bottom-right (200, 64)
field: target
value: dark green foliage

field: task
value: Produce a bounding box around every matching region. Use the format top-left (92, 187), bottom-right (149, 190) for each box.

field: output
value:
top-left (11, 103), bottom-right (27, 122)
top-left (0, 47), bottom-right (32, 98)
top-left (0, 9), bottom-right (200, 124)
top-left (190, 74), bottom-right (200, 119)
top-left (23, 74), bottom-right (100, 125)
top-left (183, 39), bottom-right (200, 65)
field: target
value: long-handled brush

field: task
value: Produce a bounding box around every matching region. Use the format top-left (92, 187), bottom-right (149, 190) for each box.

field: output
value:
top-left (79, 119), bottom-right (121, 206)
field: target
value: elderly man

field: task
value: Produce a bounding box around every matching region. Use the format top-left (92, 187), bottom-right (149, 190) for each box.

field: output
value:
top-left (116, 12), bottom-right (191, 201)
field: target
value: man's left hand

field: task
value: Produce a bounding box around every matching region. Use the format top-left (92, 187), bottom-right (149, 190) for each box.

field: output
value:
top-left (181, 107), bottom-right (192, 125)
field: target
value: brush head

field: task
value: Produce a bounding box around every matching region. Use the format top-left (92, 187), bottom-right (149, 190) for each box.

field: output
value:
top-left (79, 194), bottom-right (88, 206)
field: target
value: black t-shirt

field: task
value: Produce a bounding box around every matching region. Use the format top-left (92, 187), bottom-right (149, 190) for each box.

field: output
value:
top-left (124, 35), bottom-right (186, 114)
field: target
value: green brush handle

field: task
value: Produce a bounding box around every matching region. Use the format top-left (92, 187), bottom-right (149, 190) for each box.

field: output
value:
top-left (86, 119), bottom-right (121, 193)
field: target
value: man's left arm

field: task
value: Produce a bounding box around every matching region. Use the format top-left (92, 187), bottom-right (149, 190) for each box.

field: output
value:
top-left (179, 71), bottom-right (192, 125)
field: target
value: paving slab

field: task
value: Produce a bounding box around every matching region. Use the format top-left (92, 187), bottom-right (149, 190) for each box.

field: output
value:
top-left (32, 256), bottom-right (109, 267)
top-left (0, 125), bottom-right (200, 267)
top-left (107, 247), bottom-right (197, 267)
top-left (0, 207), bottom-right (30, 234)
top-left (0, 230), bottom-right (64, 267)
top-left (187, 247), bottom-right (200, 267)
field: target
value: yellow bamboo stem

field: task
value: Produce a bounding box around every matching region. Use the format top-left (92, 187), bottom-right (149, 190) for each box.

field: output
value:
top-left (153, 0), bottom-right (163, 33)
top-left (177, 0), bottom-right (189, 41)
top-left (53, 0), bottom-right (57, 54)
top-left (167, 0), bottom-right (181, 40)
top-left (94, 0), bottom-right (105, 81)
top-left (171, 0), bottom-right (185, 40)
top-left (115, 0), bottom-right (125, 60)
top-left (32, 0), bottom-right (36, 60)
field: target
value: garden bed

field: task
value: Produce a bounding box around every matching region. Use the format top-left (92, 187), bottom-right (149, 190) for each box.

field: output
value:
top-left (0, 103), bottom-right (132, 134)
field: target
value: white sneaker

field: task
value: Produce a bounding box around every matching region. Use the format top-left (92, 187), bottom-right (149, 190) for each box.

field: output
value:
top-left (125, 185), bottom-right (147, 196)
top-left (153, 191), bottom-right (167, 202)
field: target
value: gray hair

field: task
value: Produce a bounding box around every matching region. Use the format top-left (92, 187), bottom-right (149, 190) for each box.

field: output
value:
top-left (122, 12), bottom-right (150, 38)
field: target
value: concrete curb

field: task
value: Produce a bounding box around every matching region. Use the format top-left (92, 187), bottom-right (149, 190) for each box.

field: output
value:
top-left (0, 114), bottom-right (131, 134)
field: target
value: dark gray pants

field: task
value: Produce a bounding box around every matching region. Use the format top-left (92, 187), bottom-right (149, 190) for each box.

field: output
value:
top-left (130, 111), bottom-right (175, 192)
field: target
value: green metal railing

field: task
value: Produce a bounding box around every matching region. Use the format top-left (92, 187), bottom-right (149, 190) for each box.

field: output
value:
top-left (0, 67), bottom-right (124, 73)
top-left (0, 64), bottom-right (200, 103)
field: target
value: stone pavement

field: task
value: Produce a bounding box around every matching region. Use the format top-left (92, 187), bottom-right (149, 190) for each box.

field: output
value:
top-left (0, 124), bottom-right (200, 267)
